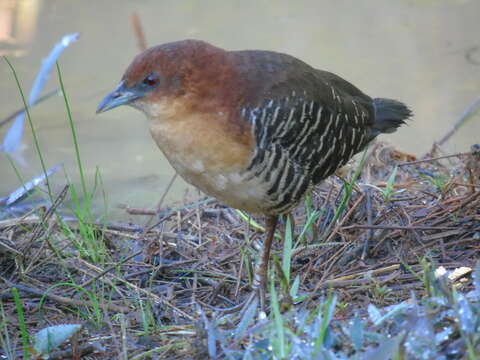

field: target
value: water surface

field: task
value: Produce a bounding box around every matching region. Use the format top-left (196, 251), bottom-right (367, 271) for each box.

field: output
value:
top-left (1, 0), bottom-right (479, 219)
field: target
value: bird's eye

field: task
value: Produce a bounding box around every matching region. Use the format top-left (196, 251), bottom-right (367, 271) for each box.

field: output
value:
top-left (143, 73), bottom-right (159, 87)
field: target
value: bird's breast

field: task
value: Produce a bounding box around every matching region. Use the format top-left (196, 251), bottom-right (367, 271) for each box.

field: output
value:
top-left (148, 109), bottom-right (274, 213)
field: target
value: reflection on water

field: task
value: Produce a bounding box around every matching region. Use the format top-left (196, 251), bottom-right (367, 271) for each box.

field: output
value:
top-left (0, 0), bottom-right (39, 56)
top-left (0, 0), bottom-right (479, 219)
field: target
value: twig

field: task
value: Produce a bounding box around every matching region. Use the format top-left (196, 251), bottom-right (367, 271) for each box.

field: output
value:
top-left (47, 344), bottom-right (98, 360)
top-left (78, 250), bottom-right (143, 289)
top-left (24, 217), bottom-right (58, 273)
top-left (436, 96), bottom-right (480, 147)
top-left (23, 184), bottom-right (69, 255)
top-left (0, 238), bottom-right (22, 255)
top-left (0, 89), bottom-right (60, 128)
top-left (329, 264), bottom-right (400, 282)
top-left (342, 224), bottom-right (456, 231)
top-left (398, 150), bottom-right (478, 167)
top-left (324, 193), bottom-right (366, 243)
top-left (131, 12), bottom-right (147, 51)
top-left (142, 173), bottom-right (178, 231)
top-left (76, 247), bottom-right (195, 321)
top-left (361, 188), bottom-right (373, 260)
top-left (314, 270), bottom-right (400, 291)
top-left (0, 207), bottom-right (40, 228)
top-left (125, 207), bottom-right (156, 215)
top-left (100, 267), bottom-right (195, 320)
top-left (2, 279), bottom-right (129, 313)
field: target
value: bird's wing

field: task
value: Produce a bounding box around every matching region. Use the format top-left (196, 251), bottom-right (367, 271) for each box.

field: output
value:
top-left (245, 89), bottom-right (375, 186)
top-left (233, 50), bottom-right (379, 213)
top-left (240, 92), bottom-right (375, 214)
top-left (235, 49), bottom-right (377, 182)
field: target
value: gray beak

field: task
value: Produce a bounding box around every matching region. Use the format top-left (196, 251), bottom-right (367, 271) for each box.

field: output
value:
top-left (96, 81), bottom-right (143, 113)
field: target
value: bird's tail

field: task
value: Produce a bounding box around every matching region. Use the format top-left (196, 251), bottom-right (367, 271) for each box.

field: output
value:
top-left (372, 98), bottom-right (412, 134)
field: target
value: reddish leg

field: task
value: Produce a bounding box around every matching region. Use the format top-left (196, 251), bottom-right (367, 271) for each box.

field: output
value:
top-left (223, 215), bottom-right (279, 315)
top-left (251, 215), bottom-right (278, 310)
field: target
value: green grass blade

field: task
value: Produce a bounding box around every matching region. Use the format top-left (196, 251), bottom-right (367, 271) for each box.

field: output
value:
top-left (295, 210), bottom-right (322, 247)
top-left (0, 301), bottom-right (15, 360)
top-left (289, 275), bottom-right (301, 299)
top-left (236, 209), bottom-right (282, 240)
top-left (55, 62), bottom-right (88, 207)
top-left (319, 147), bottom-right (368, 243)
top-left (234, 297), bottom-right (258, 342)
top-left (12, 288), bottom-right (29, 359)
top-left (3, 57), bottom-right (53, 200)
top-left (315, 292), bottom-right (337, 350)
top-left (270, 279), bottom-right (286, 358)
top-left (384, 165), bottom-right (398, 201)
top-left (282, 216), bottom-right (293, 281)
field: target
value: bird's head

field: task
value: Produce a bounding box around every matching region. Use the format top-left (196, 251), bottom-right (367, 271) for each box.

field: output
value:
top-left (97, 39), bottom-right (242, 119)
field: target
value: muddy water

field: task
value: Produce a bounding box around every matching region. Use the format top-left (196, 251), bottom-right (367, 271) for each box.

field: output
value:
top-left (1, 0), bottom-right (479, 219)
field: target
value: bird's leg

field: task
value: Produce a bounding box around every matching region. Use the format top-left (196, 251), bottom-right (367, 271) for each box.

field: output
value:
top-left (252, 215), bottom-right (278, 311)
top-left (227, 216), bottom-right (278, 316)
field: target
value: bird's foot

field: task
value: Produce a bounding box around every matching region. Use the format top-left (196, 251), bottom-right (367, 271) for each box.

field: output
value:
top-left (236, 280), bottom-right (268, 318)
top-left (210, 284), bottom-right (265, 317)
top-left (216, 216), bottom-right (277, 317)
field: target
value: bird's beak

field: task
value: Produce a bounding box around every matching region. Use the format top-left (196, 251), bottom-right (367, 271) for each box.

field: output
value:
top-left (96, 80), bottom-right (143, 114)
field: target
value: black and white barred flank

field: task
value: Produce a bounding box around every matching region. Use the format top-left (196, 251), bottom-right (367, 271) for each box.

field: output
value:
top-left (240, 90), bottom-right (411, 215)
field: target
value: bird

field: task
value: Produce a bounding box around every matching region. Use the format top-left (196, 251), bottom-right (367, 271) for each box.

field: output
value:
top-left (97, 39), bottom-right (411, 310)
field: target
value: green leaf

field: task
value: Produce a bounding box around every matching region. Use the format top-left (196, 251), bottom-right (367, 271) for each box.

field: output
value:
top-left (234, 297), bottom-right (258, 342)
top-left (384, 166), bottom-right (398, 201)
top-left (315, 292), bottom-right (337, 349)
top-left (351, 315), bottom-right (365, 351)
top-left (282, 216), bottom-right (293, 280)
top-left (362, 332), bottom-right (405, 360)
top-left (289, 275), bottom-right (301, 299)
top-left (270, 279), bottom-right (286, 358)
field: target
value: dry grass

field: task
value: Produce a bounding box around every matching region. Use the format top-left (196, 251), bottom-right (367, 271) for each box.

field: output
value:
top-left (0, 142), bottom-right (479, 359)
